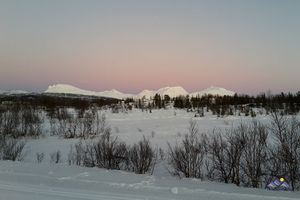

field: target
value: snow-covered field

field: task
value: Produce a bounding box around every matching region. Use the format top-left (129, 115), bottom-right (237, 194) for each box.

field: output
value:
top-left (24, 109), bottom-right (271, 163)
top-left (2, 109), bottom-right (300, 199)
top-left (1, 161), bottom-right (299, 200)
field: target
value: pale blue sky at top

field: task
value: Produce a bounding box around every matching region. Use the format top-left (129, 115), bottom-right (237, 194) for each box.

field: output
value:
top-left (0, 0), bottom-right (299, 94)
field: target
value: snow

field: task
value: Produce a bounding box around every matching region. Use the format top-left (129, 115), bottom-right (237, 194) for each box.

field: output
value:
top-left (98, 89), bottom-right (133, 99)
top-left (0, 161), bottom-right (299, 200)
top-left (136, 90), bottom-right (156, 99)
top-left (45, 84), bottom-right (134, 99)
top-left (0, 90), bottom-right (28, 95)
top-left (44, 84), bottom-right (235, 99)
top-left (24, 108), bottom-right (273, 164)
top-left (45, 84), bottom-right (98, 96)
top-left (135, 87), bottom-right (188, 99)
top-left (1, 109), bottom-right (300, 199)
top-left (156, 86), bottom-right (189, 98)
top-left (190, 86), bottom-right (235, 97)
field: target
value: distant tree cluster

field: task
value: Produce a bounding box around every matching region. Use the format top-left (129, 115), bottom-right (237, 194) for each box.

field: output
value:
top-left (49, 107), bottom-right (108, 139)
top-left (128, 91), bottom-right (300, 116)
top-left (0, 93), bottom-right (119, 111)
top-left (0, 105), bottom-right (43, 138)
top-left (172, 92), bottom-right (300, 117)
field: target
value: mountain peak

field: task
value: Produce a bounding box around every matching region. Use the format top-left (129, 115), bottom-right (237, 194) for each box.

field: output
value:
top-left (45, 84), bottom-right (133, 99)
top-left (44, 84), bottom-right (235, 99)
top-left (190, 86), bottom-right (235, 97)
top-left (156, 86), bottom-right (188, 98)
top-left (0, 90), bottom-right (29, 95)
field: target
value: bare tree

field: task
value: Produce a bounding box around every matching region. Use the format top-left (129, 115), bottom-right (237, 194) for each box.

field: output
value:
top-left (0, 110), bottom-right (20, 138)
top-left (0, 136), bottom-right (26, 161)
top-left (93, 129), bottom-right (128, 170)
top-left (19, 106), bottom-right (43, 138)
top-left (36, 152), bottom-right (45, 163)
top-left (268, 111), bottom-right (300, 191)
top-left (208, 125), bottom-right (246, 185)
top-left (168, 120), bottom-right (207, 178)
top-left (241, 121), bottom-right (268, 188)
top-left (128, 136), bottom-right (156, 174)
top-left (50, 150), bottom-right (62, 164)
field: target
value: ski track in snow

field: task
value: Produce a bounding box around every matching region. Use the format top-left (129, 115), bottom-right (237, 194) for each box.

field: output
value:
top-left (1, 180), bottom-right (299, 200)
top-left (0, 182), bottom-right (174, 200)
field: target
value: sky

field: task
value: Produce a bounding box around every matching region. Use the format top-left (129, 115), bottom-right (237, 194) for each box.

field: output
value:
top-left (0, 0), bottom-right (299, 94)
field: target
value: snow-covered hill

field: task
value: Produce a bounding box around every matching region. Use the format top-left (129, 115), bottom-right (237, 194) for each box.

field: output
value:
top-left (45, 84), bottom-right (133, 99)
top-left (0, 90), bottom-right (28, 95)
top-left (136, 90), bottom-right (156, 99)
top-left (45, 84), bottom-right (96, 96)
top-left (98, 89), bottom-right (133, 99)
top-left (190, 86), bottom-right (235, 97)
top-left (45, 84), bottom-right (190, 99)
top-left (44, 84), bottom-right (235, 99)
top-left (136, 87), bottom-right (188, 99)
top-left (156, 86), bottom-right (189, 98)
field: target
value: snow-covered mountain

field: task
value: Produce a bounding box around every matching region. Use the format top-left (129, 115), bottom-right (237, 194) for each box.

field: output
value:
top-left (136, 87), bottom-right (188, 99)
top-left (98, 89), bottom-right (133, 99)
top-left (156, 86), bottom-right (189, 98)
top-left (44, 84), bottom-right (235, 99)
top-left (136, 90), bottom-right (156, 99)
top-left (45, 84), bottom-right (95, 96)
top-left (0, 90), bottom-right (28, 95)
top-left (45, 84), bottom-right (133, 99)
top-left (190, 86), bottom-right (235, 97)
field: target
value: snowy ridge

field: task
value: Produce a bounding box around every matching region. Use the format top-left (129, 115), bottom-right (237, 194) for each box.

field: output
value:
top-left (136, 87), bottom-right (188, 99)
top-left (45, 84), bottom-right (134, 99)
top-left (190, 86), bottom-right (235, 97)
top-left (156, 86), bottom-right (189, 98)
top-left (98, 89), bottom-right (133, 99)
top-left (0, 90), bottom-right (29, 95)
top-left (136, 90), bottom-right (156, 99)
top-left (44, 84), bottom-right (235, 99)
top-left (45, 84), bottom-right (96, 96)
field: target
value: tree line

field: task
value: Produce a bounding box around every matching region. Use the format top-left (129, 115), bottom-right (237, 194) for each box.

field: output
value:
top-left (130, 91), bottom-right (300, 116)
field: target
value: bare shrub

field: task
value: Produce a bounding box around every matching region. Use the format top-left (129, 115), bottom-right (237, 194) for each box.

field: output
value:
top-left (168, 120), bottom-right (207, 178)
top-left (69, 129), bottom-right (128, 170)
top-left (50, 108), bottom-right (107, 139)
top-left (0, 136), bottom-right (26, 161)
top-left (95, 112), bottom-right (108, 135)
top-left (78, 110), bottom-right (94, 138)
top-left (93, 129), bottom-right (128, 170)
top-left (268, 111), bottom-right (300, 191)
top-left (0, 110), bottom-right (20, 138)
top-left (240, 121), bottom-right (268, 188)
top-left (208, 125), bottom-right (247, 185)
top-left (36, 152), bottom-right (45, 163)
top-left (68, 141), bottom-right (86, 166)
top-left (128, 136), bottom-right (156, 174)
top-left (19, 107), bottom-right (43, 138)
top-left (159, 148), bottom-right (165, 161)
top-left (50, 150), bottom-right (62, 164)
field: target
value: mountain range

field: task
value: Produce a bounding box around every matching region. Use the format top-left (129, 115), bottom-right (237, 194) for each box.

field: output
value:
top-left (45, 84), bottom-right (235, 99)
top-left (0, 90), bottom-right (29, 95)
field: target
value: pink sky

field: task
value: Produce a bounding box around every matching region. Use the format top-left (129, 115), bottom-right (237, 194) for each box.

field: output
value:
top-left (1, 1), bottom-right (299, 94)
